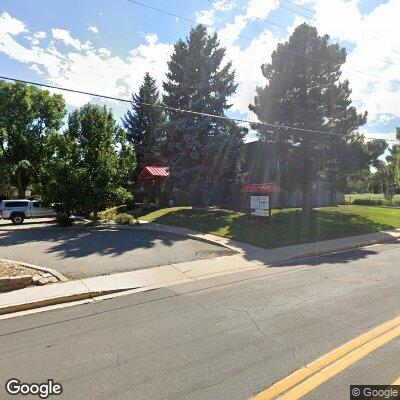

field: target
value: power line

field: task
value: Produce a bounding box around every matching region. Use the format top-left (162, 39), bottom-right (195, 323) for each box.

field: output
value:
top-left (281, 0), bottom-right (315, 14)
top-left (126, 0), bottom-right (400, 84)
top-left (204, 0), bottom-right (400, 66)
top-left (1, 75), bottom-right (398, 143)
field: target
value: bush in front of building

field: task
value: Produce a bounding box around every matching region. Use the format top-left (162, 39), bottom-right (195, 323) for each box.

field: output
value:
top-left (114, 213), bottom-right (136, 225)
top-left (352, 198), bottom-right (400, 207)
top-left (97, 205), bottom-right (127, 220)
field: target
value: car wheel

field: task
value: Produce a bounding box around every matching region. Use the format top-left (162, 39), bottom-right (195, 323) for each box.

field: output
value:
top-left (11, 214), bottom-right (25, 225)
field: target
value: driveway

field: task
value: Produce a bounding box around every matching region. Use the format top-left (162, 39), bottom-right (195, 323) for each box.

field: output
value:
top-left (0, 220), bottom-right (234, 279)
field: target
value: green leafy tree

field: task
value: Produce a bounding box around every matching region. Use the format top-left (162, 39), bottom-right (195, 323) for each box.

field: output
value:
top-left (0, 151), bottom-right (11, 199)
top-left (0, 80), bottom-right (66, 197)
top-left (250, 23), bottom-right (367, 213)
top-left (39, 104), bottom-right (136, 223)
top-left (122, 73), bottom-right (166, 175)
top-left (163, 24), bottom-right (243, 204)
top-left (379, 144), bottom-right (398, 200)
top-left (39, 132), bottom-right (85, 225)
top-left (396, 127), bottom-right (400, 187)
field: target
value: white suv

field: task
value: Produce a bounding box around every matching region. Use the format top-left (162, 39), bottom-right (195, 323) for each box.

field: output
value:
top-left (0, 200), bottom-right (56, 225)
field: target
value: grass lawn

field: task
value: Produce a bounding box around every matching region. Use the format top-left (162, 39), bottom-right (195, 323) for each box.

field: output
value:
top-left (345, 193), bottom-right (400, 202)
top-left (141, 205), bottom-right (400, 249)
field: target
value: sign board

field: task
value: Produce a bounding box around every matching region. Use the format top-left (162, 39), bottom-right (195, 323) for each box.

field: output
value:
top-left (250, 196), bottom-right (260, 209)
top-left (254, 209), bottom-right (268, 217)
top-left (250, 195), bottom-right (270, 217)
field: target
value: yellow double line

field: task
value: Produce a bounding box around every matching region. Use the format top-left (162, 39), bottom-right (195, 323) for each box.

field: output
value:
top-left (251, 316), bottom-right (400, 400)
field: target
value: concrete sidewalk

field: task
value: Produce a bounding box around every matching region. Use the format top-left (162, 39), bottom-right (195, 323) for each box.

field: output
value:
top-left (1, 226), bottom-right (400, 316)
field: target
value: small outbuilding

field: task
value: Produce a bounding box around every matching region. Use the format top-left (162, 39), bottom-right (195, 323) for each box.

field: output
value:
top-left (137, 166), bottom-right (170, 207)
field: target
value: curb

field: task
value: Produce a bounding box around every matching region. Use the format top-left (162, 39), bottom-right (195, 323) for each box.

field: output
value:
top-left (2, 232), bottom-right (399, 317)
top-left (280, 236), bottom-right (399, 264)
top-left (0, 287), bottom-right (132, 315)
top-left (0, 259), bottom-right (68, 283)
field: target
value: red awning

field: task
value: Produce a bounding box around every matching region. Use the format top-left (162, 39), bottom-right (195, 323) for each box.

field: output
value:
top-left (241, 183), bottom-right (277, 193)
top-left (138, 166), bottom-right (169, 180)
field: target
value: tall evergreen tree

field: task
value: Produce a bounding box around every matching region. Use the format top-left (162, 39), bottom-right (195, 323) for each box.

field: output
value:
top-left (163, 24), bottom-right (243, 204)
top-left (250, 23), bottom-right (367, 213)
top-left (122, 73), bottom-right (165, 175)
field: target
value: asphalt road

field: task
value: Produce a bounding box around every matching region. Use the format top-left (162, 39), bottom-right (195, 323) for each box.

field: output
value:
top-left (0, 221), bottom-right (233, 278)
top-left (0, 242), bottom-right (399, 400)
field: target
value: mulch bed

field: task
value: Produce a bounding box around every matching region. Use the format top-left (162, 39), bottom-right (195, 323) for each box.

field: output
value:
top-left (0, 260), bottom-right (39, 278)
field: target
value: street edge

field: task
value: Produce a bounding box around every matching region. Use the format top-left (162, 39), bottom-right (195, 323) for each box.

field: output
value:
top-left (1, 232), bottom-right (399, 318)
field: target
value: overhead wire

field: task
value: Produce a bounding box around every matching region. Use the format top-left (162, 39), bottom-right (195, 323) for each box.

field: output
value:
top-left (1, 75), bottom-right (397, 143)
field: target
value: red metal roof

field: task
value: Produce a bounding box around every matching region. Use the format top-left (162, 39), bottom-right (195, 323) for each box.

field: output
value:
top-left (138, 166), bottom-right (169, 180)
top-left (241, 183), bottom-right (277, 193)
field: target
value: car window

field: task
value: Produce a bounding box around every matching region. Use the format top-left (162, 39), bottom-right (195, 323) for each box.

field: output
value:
top-left (32, 202), bottom-right (40, 208)
top-left (4, 202), bottom-right (29, 208)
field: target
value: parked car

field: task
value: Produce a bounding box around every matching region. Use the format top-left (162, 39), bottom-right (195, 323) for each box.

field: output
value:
top-left (0, 200), bottom-right (56, 225)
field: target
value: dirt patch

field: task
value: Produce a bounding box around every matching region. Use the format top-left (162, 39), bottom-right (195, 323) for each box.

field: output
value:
top-left (0, 260), bottom-right (39, 278)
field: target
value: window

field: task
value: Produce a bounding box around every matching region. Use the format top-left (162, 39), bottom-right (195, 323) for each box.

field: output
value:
top-left (4, 202), bottom-right (29, 208)
top-left (32, 202), bottom-right (40, 208)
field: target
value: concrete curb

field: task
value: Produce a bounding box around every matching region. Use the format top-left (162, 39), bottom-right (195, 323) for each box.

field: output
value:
top-left (0, 259), bottom-right (68, 283)
top-left (2, 230), bottom-right (399, 317)
top-left (279, 236), bottom-right (399, 263)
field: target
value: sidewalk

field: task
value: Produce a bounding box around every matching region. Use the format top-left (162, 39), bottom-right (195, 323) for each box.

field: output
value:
top-left (1, 225), bottom-right (400, 316)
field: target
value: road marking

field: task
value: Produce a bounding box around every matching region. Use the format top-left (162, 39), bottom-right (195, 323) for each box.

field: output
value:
top-left (250, 316), bottom-right (400, 400)
top-left (393, 377), bottom-right (400, 385)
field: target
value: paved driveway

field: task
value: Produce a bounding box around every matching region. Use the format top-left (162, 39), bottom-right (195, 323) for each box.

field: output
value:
top-left (0, 220), bottom-right (233, 279)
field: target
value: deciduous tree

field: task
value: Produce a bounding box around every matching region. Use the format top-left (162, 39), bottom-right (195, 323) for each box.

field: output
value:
top-left (0, 80), bottom-right (66, 197)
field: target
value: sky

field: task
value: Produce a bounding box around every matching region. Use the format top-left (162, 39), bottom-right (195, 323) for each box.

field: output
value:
top-left (0, 0), bottom-right (399, 143)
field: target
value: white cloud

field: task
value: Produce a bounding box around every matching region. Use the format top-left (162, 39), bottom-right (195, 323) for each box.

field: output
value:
top-left (51, 28), bottom-right (82, 50)
top-left (0, 13), bottom-right (173, 107)
top-left (88, 26), bottom-right (99, 34)
top-left (196, 9), bottom-right (216, 26)
top-left (246, 0), bottom-right (279, 20)
top-left (0, 11), bottom-right (26, 36)
top-left (34, 31), bottom-right (46, 39)
top-left (29, 64), bottom-right (44, 75)
top-left (1, 1), bottom-right (400, 134)
top-left (213, 0), bottom-right (236, 11)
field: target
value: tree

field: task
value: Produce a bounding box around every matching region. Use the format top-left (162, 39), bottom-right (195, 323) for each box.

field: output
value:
top-left (39, 104), bottom-right (136, 222)
top-left (0, 151), bottom-right (11, 199)
top-left (0, 80), bottom-right (66, 197)
top-left (122, 73), bottom-right (166, 175)
top-left (163, 24), bottom-right (243, 204)
top-left (250, 23), bottom-right (367, 213)
top-left (396, 127), bottom-right (400, 188)
top-left (375, 143), bottom-right (399, 200)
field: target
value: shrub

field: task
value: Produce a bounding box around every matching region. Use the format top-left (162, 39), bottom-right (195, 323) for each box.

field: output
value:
top-left (114, 213), bottom-right (135, 225)
top-left (352, 198), bottom-right (400, 207)
top-left (97, 205), bottom-right (127, 220)
top-left (55, 212), bottom-right (73, 227)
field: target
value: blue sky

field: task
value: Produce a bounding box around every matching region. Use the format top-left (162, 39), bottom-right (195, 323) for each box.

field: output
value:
top-left (0, 0), bottom-right (399, 143)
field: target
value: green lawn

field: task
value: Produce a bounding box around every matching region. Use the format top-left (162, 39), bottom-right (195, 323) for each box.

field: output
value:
top-left (345, 193), bottom-right (400, 202)
top-left (141, 205), bottom-right (400, 249)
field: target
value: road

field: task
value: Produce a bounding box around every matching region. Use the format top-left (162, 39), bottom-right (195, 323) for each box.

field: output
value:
top-left (0, 221), bottom-right (233, 278)
top-left (0, 241), bottom-right (399, 399)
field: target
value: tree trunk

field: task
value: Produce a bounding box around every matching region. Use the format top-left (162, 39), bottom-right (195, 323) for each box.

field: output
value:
top-left (16, 173), bottom-right (26, 199)
top-left (301, 179), bottom-right (313, 215)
